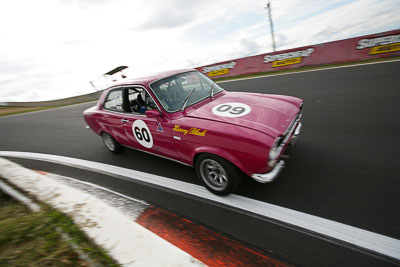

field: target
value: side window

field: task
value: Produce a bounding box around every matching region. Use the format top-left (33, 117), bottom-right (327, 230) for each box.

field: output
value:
top-left (145, 94), bottom-right (158, 110)
top-left (128, 88), bottom-right (158, 114)
top-left (104, 90), bottom-right (123, 112)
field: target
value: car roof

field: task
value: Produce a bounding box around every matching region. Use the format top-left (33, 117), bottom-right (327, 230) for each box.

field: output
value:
top-left (111, 68), bottom-right (196, 88)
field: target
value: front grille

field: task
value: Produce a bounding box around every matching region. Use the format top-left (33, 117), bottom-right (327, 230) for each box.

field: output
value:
top-left (268, 111), bottom-right (302, 167)
top-left (283, 112), bottom-right (302, 136)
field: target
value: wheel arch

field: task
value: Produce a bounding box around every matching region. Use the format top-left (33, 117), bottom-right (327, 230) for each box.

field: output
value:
top-left (99, 129), bottom-right (121, 144)
top-left (99, 129), bottom-right (111, 137)
top-left (192, 147), bottom-right (248, 176)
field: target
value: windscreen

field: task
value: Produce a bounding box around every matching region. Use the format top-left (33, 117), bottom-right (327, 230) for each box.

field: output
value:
top-left (150, 71), bottom-right (223, 113)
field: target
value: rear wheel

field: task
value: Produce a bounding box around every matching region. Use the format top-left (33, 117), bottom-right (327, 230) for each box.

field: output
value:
top-left (101, 132), bottom-right (123, 153)
top-left (196, 154), bottom-right (242, 196)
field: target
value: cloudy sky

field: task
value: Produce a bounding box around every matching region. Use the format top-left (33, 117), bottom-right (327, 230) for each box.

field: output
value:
top-left (0, 0), bottom-right (399, 102)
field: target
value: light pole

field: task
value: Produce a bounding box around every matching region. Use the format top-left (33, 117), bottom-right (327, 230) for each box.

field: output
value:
top-left (265, 1), bottom-right (276, 52)
top-left (89, 81), bottom-right (97, 92)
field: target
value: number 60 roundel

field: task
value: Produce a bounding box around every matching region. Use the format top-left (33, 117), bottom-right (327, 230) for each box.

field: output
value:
top-left (132, 120), bottom-right (153, 148)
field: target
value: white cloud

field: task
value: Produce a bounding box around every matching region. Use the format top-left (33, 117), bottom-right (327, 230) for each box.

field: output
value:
top-left (273, 0), bottom-right (400, 50)
top-left (0, 0), bottom-right (398, 102)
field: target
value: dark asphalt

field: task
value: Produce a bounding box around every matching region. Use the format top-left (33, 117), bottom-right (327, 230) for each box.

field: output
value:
top-left (1, 60), bottom-right (400, 266)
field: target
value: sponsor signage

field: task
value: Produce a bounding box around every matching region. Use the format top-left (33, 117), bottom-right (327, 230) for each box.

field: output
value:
top-left (264, 48), bottom-right (315, 67)
top-left (209, 69), bottom-right (229, 76)
top-left (272, 57), bottom-right (302, 67)
top-left (356, 34), bottom-right (400, 55)
top-left (202, 62), bottom-right (237, 77)
top-left (369, 43), bottom-right (400, 55)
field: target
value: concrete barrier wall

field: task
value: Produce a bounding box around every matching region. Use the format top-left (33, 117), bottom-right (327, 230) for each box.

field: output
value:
top-left (196, 29), bottom-right (400, 79)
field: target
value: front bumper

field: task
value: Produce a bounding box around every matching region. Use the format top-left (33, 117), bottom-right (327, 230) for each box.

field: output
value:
top-left (251, 160), bottom-right (285, 183)
top-left (251, 122), bottom-right (302, 183)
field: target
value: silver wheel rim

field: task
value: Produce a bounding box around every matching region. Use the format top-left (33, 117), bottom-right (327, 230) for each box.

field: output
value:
top-left (103, 133), bottom-right (116, 151)
top-left (199, 159), bottom-right (228, 191)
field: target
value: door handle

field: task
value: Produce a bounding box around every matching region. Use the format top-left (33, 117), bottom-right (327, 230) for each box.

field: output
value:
top-left (121, 119), bottom-right (129, 123)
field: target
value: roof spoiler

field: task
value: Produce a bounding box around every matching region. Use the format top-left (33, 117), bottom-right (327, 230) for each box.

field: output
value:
top-left (104, 66), bottom-right (129, 81)
top-left (89, 66), bottom-right (129, 91)
top-left (104, 66), bottom-right (128, 76)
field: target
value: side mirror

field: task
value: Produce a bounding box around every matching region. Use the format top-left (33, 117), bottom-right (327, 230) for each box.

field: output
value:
top-left (145, 109), bottom-right (160, 118)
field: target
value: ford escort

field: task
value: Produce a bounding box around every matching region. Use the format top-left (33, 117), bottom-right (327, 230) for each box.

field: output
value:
top-left (83, 69), bottom-right (303, 195)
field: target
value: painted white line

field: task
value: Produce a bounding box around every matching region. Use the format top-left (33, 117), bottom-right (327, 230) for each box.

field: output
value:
top-left (55, 227), bottom-right (99, 267)
top-left (0, 179), bottom-right (41, 212)
top-left (46, 173), bottom-right (148, 206)
top-left (218, 58), bottom-right (400, 84)
top-left (0, 156), bottom-right (204, 267)
top-left (43, 172), bottom-right (149, 219)
top-left (1, 151), bottom-right (399, 261)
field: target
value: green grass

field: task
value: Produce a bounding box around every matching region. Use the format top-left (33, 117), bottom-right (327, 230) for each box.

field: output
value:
top-left (214, 55), bottom-right (400, 82)
top-left (0, 99), bottom-right (97, 117)
top-left (0, 189), bottom-right (120, 267)
top-left (0, 106), bottom-right (63, 117)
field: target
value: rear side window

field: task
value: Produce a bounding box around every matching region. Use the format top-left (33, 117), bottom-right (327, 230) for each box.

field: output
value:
top-left (104, 90), bottom-right (123, 112)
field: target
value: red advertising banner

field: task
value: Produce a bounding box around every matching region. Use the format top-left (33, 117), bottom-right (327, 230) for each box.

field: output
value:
top-left (196, 29), bottom-right (400, 79)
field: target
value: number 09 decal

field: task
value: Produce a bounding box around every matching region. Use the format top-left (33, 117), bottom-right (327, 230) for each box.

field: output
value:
top-left (212, 103), bottom-right (251, 118)
top-left (132, 120), bottom-right (153, 148)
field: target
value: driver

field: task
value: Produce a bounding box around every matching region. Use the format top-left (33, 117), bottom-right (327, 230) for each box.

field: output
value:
top-left (137, 90), bottom-right (147, 114)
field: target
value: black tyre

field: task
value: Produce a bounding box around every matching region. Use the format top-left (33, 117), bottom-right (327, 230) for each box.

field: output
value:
top-left (101, 132), bottom-right (123, 153)
top-left (195, 154), bottom-right (242, 196)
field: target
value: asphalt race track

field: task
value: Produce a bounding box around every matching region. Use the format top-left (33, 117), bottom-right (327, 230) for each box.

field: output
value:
top-left (1, 60), bottom-right (399, 266)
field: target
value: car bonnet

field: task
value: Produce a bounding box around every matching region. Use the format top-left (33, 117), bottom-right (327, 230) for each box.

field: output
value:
top-left (185, 91), bottom-right (302, 138)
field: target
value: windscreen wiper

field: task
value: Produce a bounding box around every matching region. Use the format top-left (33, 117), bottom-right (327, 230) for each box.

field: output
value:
top-left (181, 88), bottom-right (196, 112)
top-left (209, 82), bottom-right (215, 99)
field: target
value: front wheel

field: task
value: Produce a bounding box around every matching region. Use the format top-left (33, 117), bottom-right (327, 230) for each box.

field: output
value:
top-left (195, 154), bottom-right (242, 196)
top-left (101, 132), bottom-right (123, 153)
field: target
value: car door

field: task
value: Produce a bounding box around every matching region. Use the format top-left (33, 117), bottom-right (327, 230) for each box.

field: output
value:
top-left (121, 87), bottom-right (180, 161)
top-left (99, 88), bottom-right (130, 145)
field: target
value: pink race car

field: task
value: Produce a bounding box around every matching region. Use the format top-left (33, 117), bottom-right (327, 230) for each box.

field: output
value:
top-left (84, 69), bottom-right (303, 195)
